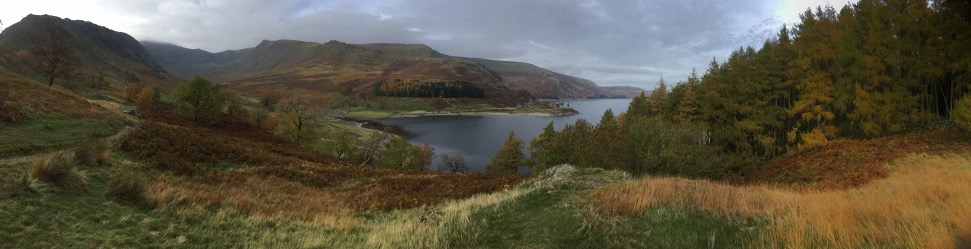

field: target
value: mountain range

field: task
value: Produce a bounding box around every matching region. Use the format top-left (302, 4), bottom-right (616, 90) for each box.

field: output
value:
top-left (0, 14), bottom-right (644, 103)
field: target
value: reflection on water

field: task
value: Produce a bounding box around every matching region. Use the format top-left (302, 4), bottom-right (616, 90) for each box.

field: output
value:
top-left (373, 99), bottom-right (632, 172)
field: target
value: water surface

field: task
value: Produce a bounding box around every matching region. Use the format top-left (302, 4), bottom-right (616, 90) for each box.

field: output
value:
top-left (373, 99), bottom-right (632, 172)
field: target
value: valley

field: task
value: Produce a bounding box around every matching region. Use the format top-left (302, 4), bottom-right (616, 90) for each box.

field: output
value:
top-left (2, 0), bottom-right (971, 248)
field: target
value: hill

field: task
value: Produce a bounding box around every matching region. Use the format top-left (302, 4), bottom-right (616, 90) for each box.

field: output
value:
top-left (144, 40), bottom-right (642, 101)
top-left (464, 58), bottom-right (643, 99)
top-left (0, 14), bottom-right (181, 93)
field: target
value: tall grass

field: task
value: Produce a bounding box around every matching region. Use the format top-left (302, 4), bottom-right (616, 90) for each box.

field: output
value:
top-left (590, 153), bottom-right (971, 248)
top-left (30, 152), bottom-right (88, 192)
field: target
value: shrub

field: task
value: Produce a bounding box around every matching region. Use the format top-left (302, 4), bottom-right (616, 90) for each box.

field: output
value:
top-left (173, 76), bottom-right (227, 122)
top-left (74, 139), bottom-right (109, 166)
top-left (953, 94), bottom-right (971, 133)
top-left (104, 171), bottom-right (148, 206)
top-left (31, 152), bottom-right (87, 192)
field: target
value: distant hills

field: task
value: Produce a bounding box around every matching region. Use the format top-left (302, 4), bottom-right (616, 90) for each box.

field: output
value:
top-left (0, 14), bottom-right (643, 103)
top-left (145, 40), bottom-right (645, 100)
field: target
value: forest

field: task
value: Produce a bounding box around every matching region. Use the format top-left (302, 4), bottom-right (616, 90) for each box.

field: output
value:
top-left (374, 79), bottom-right (485, 98)
top-left (525, 0), bottom-right (971, 178)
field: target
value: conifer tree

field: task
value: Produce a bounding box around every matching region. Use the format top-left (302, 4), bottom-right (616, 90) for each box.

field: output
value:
top-left (487, 131), bottom-right (525, 175)
top-left (673, 86), bottom-right (700, 123)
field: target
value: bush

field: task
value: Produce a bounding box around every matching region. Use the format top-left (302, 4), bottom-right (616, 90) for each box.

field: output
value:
top-left (173, 76), bottom-right (227, 122)
top-left (31, 152), bottom-right (87, 192)
top-left (74, 139), bottom-right (109, 166)
top-left (953, 95), bottom-right (971, 133)
top-left (623, 117), bottom-right (726, 179)
top-left (104, 171), bottom-right (149, 206)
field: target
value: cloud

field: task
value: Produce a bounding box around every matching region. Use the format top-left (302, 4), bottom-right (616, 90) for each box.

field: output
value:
top-left (0, 0), bottom-right (854, 89)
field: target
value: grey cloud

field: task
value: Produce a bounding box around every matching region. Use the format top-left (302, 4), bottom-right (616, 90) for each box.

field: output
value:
top-left (108, 0), bottom-right (791, 89)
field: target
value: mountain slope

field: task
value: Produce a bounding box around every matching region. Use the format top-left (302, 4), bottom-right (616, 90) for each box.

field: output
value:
top-left (145, 41), bottom-right (642, 101)
top-left (145, 40), bottom-right (532, 104)
top-left (0, 14), bottom-right (181, 92)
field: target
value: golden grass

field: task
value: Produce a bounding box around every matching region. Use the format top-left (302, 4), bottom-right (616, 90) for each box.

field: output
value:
top-left (30, 152), bottom-right (88, 192)
top-left (148, 173), bottom-right (355, 227)
top-left (590, 153), bottom-right (971, 248)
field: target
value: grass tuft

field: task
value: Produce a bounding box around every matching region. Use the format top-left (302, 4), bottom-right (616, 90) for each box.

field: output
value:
top-left (104, 170), bottom-right (149, 206)
top-left (74, 139), bottom-right (110, 166)
top-left (30, 152), bottom-right (88, 192)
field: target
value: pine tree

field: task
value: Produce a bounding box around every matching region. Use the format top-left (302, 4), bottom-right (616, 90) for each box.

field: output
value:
top-left (647, 78), bottom-right (668, 116)
top-left (673, 86), bottom-right (700, 123)
top-left (487, 131), bottom-right (525, 175)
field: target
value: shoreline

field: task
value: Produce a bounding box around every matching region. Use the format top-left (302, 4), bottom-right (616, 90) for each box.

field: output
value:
top-left (343, 108), bottom-right (579, 120)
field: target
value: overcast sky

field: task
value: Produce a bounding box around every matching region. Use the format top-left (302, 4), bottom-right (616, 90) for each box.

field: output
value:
top-left (1, 0), bottom-right (853, 89)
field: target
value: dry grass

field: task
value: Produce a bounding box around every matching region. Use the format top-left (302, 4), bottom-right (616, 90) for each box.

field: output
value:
top-left (591, 153), bottom-right (971, 248)
top-left (104, 170), bottom-right (148, 205)
top-left (127, 107), bottom-right (521, 226)
top-left (30, 152), bottom-right (88, 192)
top-left (73, 139), bottom-right (109, 166)
top-left (0, 68), bottom-right (121, 120)
top-left (737, 130), bottom-right (971, 190)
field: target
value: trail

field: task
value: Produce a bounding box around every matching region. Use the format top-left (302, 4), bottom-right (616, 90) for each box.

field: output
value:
top-left (0, 126), bottom-right (134, 166)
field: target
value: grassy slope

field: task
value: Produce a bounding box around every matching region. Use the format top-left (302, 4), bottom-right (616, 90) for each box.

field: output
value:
top-left (3, 132), bottom-right (969, 248)
top-left (0, 68), bottom-right (126, 157)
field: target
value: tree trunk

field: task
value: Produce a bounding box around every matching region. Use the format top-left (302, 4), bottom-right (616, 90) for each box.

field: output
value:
top-left (48, 77), bottom-right (54, 87)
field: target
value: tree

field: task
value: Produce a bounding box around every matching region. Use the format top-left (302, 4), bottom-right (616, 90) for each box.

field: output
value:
top-left (953, 95), bottom-right (971, 133)
top-left (18, 18), bottom-right (79, 87)
top-left (134, 87), bottom-right (158, 110)
top-left (279, 96), bottom-right (321, 143)
top-left (487, 131), bottom-right (525, 175)
top-left (673, 86), bottom-right (700, 123)
top-left (123, 83), bottom-right (141, 102)
top-left (331, 131), bottom-right (356, 159)
top-left (438, 151), bottom-right (468, 173)
top-left (647, 78), bottom-right (668, 116)
top-left (529, 121), bottom-right (566, 171)
top-left (414, 144), bottom-right (436, 171)
top-left (173, 77), bottom-right (227, 122)
top-left (378, 138), bottom-right (420, 170)
top-left (259, 94), bottom-right (280, 111)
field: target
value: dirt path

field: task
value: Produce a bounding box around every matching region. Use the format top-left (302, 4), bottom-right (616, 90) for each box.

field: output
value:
top-left (0, 126), bottom-right (134, 166)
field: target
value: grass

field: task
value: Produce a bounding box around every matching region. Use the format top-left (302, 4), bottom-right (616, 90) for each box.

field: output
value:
top-left (345, 110), bottom-right (394, 119)
top-left (0, 117), bottom-right (123, 157)
top-left (590, 153), bottom-right (971, 248)
top-left (738, 129), bottom-right (971, 190)
top-left (29, 152), bottom-right (88, 192)
top-left (121, 107), bottom-right (521, 223)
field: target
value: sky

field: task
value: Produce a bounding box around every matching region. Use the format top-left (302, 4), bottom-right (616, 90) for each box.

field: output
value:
top-left (0, 0), bottom-right (854, 89)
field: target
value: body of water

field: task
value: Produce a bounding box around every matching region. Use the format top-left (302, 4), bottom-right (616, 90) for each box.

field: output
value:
top-left (372, 98), bottom-right (633, 172)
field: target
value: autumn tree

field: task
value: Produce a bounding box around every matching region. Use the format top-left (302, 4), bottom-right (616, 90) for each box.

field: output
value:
top-left (18, 17), bottom-right (78, 87)
top-left (173, 77), bottom-right (227, 123)
top-left (134, 86), bottom-right (158, 110)
top-left (673, 85), bottom-right (700, 123)
top-left (279, 96), bottom-right (321, 143)
top-left (123, 83), bottom-right (140, 102)
top-left (438, 151), bottom-right (468, 173)
top-left (647, 78), bottom-right (668, 116)
top-left (487, 131), bottom-right (525, 175)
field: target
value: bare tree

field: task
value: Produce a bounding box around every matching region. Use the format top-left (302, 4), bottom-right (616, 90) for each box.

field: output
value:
top-left (279, 96), bottom-right (322, 142)
top-left (17, 18), bottom-right (79, 87)
top-left (438, 151), bottom-right (467, 173)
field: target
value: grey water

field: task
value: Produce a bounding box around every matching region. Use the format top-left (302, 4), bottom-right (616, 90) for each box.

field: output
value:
top-left (372, 98), bottom-right (633, 173)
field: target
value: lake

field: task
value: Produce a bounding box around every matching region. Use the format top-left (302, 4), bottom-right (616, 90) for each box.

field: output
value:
top-left (372, 98), bottom-right (633, 172)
